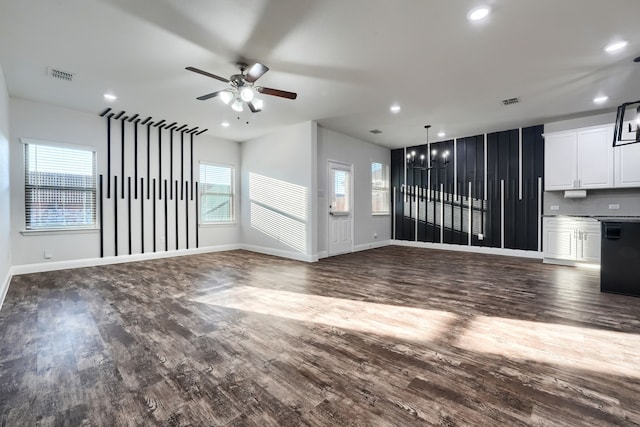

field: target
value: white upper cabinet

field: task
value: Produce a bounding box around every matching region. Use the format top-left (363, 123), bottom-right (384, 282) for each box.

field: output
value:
top-left (614, 142), bottom-right (640, 188)
top-left (544, 125), bottom-right (614, 191)
top-left (576, 126), bottom-right (614, 188)
top-left (545, 132), bottom-right (577, 191)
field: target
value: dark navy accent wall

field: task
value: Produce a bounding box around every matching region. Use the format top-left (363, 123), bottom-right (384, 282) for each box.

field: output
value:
top-left (391, 125), bottom-right (544, 252)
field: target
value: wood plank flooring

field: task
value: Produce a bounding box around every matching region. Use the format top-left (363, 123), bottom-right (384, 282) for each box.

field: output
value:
top-left (1, 246), bottom-right (640, 426)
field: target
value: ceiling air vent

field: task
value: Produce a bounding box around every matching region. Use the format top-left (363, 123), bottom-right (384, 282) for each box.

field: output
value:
top-left (47, 67), bottom-right (74, 82)
top-left (502, 97), bottom-right (520, 106)
top-left (369, 129), bottom-right (383, 134)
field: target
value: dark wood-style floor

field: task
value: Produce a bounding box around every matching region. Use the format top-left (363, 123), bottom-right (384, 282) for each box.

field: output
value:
top-left (1, 246), bottom-right (639, 426)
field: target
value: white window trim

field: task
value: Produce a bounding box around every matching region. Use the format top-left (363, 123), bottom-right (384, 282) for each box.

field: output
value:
top-left (199, 161), bottom-right (237, 225)
top-left (371, 161), bottom-right (390, 215)
top-left (22, 138), bottom-right (98, 232)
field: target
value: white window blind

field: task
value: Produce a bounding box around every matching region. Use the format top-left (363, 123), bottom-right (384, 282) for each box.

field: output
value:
top-left (371, 162), bottom-right (390, 214)
top-left (199, 163), bottom-right (235, 223)
top-left (24, 141), bottom-right (97, 230)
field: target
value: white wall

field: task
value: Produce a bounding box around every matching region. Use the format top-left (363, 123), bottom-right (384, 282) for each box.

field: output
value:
top-left (317, 126), bottom-right (391, 255)
top-left (9, 98), bottom-right (240, 267)
top-left (240, 121), bottom-right (317, 261)
top-left (545, 111), bottom-right (616, 133)
top-left (0, 65), bottom-right (12, 302)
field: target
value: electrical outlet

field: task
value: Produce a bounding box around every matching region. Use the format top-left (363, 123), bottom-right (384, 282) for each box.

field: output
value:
top-left (478, 233), bottom-right (484, 240)
top-left (550, 205), bottom-right (560, 211)
top-left (43, 250), bottom-right (53, 259)
top-left (609, 204), bottom-right (620, 210)
top-left (373, 232), bottom-right (378, 239)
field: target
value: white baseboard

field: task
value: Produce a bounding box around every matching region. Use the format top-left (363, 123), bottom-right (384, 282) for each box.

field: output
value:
top-left (316, 240), bottom-right (390, 260)
top-left (11, 244), bottom-right (243, 275)
top-left (239, 244), bottom-right (316, 263)
top-left (391, 240), bottom-right (543, 259)
top-left (0, 267), bottom-right (12, 311)
top-left (543, 258), bottom-right (600, 269)
top-left (354, 240), bottom-right (392, 253)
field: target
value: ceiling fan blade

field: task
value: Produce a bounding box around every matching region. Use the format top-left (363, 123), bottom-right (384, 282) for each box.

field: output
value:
top-left (244, 62), bottom-right (269, 83)
top-left (196, 90), bottom-right (226, 101)
top-left (256, 86), bottom-right (297, 100)
top-left (248, 101), bottom-right (261, 113)
top-left (186, 66), bottom-right (229, 83)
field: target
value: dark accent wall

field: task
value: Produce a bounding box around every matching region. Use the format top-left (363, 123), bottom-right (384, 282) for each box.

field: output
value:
top-left (391, 125), bottom-right (544, 252)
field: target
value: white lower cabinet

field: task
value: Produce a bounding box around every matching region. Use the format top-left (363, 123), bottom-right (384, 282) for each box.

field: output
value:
top-left (543, 217), bottom-right (601, 264)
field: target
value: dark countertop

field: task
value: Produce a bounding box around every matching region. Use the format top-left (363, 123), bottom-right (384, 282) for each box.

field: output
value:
top-left (543, 214), bottom-right (640, 222)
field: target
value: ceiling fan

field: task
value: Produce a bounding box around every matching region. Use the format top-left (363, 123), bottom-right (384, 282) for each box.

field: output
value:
top-left (186, 62), bottom-right (297, 113)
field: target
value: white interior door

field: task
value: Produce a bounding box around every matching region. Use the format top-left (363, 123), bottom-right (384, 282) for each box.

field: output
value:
top-left (328, 162), bottom-right (353, 256)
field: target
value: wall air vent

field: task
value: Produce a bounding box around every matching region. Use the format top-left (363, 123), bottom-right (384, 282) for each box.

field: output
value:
top-left (369, 129), bottom-right (383, 134)
top-left (502, 97), bottom-right (520, 106)
top-left (47, 67), bottom-right (74, 82)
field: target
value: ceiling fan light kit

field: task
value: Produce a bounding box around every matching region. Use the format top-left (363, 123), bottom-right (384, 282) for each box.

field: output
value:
top-left (219, 91), bottom-right (233, 105)
top-left (186, 62), bottom-right (297, 114)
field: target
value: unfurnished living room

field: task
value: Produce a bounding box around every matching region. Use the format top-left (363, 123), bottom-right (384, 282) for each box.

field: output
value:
top-left (1, 1), bottom-right (640, 426)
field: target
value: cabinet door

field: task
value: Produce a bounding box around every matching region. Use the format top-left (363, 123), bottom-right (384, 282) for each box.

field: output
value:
top-left (614, 142), bottom-right (640, 188)
top-left (545, 132), bottom-right (577, 191)
top-left (576, 126), bottom-right (613, 189)
top-left (543, 221), bottom-right (576, 260)
top-left (578, 229), bottom-right (601, 263)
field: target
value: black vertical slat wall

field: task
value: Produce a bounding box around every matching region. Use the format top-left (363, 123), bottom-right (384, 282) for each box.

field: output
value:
top-left (391, 124), bottom-right (544, 252)
top-left (98, 108), bottom-right (206, 258)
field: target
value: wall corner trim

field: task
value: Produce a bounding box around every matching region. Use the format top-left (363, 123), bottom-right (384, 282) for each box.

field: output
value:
top-left (0, 267), bottom-right (13, 311)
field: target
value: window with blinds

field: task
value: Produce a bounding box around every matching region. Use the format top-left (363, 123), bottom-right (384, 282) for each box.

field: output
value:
top-left (371, 162), bottom-right (390, 214)
top-left (199, 163), bottom-right (235, 223)
top-left (24, 141), bottom-right (97, 230)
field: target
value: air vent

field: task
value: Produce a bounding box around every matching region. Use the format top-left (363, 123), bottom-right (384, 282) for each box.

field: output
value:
top-left (47, 67), bottom-right (74, 82)
top-left (369, 129), bottom-right (383, 134)
top-left (502, 97), bottom-right (520, 106)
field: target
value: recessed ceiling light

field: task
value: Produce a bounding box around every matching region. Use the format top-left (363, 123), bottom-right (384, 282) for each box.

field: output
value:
top-left (467, 6), bottom-right (491, 21)
top-left (438, 131), bottom-right (446, 138)
top-left (390, 104), bottom-right (401, 114)
top-left (103, 93), bottom-right (117, 102)
top-left (221, 121), bottom-right (230, 128)
top-left (604, 41), bottom-right (628, 53)
top-left (593, 95), bottom-right (609, 104)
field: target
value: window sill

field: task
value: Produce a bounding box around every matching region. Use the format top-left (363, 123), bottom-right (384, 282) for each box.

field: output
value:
top-left (20, 228), bottom-right (100, 236)
top-left (199, 222), bottom-right (238, 228)
top-left (372, 212), bottom-right (391, 216)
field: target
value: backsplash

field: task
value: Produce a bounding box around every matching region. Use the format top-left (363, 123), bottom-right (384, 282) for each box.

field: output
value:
top-left (544, 188), bottom-right (640, 216)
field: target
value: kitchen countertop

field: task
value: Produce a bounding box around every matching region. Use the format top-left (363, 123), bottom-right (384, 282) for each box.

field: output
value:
top-left (543, 214), bottom-right (640, 221)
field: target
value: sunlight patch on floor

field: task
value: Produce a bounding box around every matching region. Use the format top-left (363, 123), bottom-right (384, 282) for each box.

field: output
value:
top-left (455, 315), bottom-right (640, 379)
top-left (191, 286), bottom-right (457, 342)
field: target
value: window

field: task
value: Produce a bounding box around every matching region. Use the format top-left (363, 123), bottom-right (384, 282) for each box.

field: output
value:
top-left (24, 140), bottom-right (97, 230)
top-left (199, 163), bottom-right (235, 223)
top-left (371, 162), bottom-right (390, 214)
top-left (331, 169), bottom-right (350, 213)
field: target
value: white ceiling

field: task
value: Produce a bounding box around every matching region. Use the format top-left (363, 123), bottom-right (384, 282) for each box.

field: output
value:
top-left (1, 0), bottom-right (639, 149)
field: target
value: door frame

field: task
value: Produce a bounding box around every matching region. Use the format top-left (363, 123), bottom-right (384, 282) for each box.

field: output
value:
top-left (327, 159), bottom-right (355, 256)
